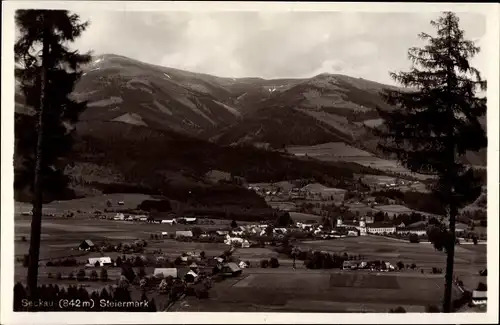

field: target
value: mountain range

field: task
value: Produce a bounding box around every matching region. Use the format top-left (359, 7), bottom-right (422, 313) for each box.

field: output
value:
top-left (14, 54), bottom-right (486, 204)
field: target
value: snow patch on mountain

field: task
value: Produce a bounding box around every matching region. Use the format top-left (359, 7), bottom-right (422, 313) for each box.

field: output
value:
top-left (112, 113), bottom-right (148, 127)
top-left (213, 100), bottom-right (242, 116)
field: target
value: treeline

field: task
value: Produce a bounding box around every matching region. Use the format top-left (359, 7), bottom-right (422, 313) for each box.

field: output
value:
top-left (372, 189), bottom-right (446, 215)
top-left (70, 121), bottom-right (389, 196)
top-left (13, 282), bottom-right (157, 312)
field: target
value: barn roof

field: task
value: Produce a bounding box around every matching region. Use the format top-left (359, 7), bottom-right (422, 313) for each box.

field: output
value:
top-left (81, 239), bottom-right (95, 247)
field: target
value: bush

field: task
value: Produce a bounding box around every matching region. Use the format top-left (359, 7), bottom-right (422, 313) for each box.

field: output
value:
top-left (68, 272), bottom-right (75, 280)
top-left (22, 255), bottom-right (29, 268)
top-left (56, 272), bottom-right (62, 280)
top-left (476, 282), bottom-right (487, 291)
top-left (396, 261), bottom-right (404, 270)
top-left (100, 268), bottom-right (108, 281)
top-left (121, 265), bottom-right (136, 282)
top-left (426, 305), bottom-right (440, 312)
top-left (47, 272), bottom-right (53, 279)
top-left (389, 306), bottom-right (406, 313)
top-left (410, 263), bottom-right (416, 270)
top-left (94, 261), bottom-right (101, 267)
top-left (269, 257), bottom-right (280, 268)
top-left (77, 269), bottom-right (86, 281)
top-left (90, 270), bottom-right (98, 281)
top-left (260, 259), bottom-right (269, 268)
top-left (409, 234), bottom-right (420, 243)
top-left (191, 227), bottom-right (203, 238)
top-left (138, 266), bottom-right (146, 278)
top-left (134, 256), bottom-right (144, 267)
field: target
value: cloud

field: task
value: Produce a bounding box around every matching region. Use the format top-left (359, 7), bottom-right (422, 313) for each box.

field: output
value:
top-left (72, 11), bottom-right (487, 85)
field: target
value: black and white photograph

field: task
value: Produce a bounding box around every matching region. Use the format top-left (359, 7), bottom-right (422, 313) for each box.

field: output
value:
top-left (1, 1), bottom-right (498, 323)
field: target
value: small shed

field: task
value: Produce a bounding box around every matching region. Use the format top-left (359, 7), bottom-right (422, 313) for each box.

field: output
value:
top-left (79, 240), bottom-right (95, 251)
top-left (161, 219), bottom-right (177, 225)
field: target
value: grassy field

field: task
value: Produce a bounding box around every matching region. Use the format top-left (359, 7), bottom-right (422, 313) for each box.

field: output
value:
top-left (173, 235), bottom-right (486, 312)
top-left (286, 142), bottom-right (432, 180)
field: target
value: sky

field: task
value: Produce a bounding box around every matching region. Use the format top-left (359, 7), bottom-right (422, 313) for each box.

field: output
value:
top-left (72, 11), bottom-right (487, 85)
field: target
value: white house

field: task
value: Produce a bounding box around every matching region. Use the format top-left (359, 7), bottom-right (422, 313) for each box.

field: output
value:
top-left (176, 230), bottom-right (193, 238)
top-left (113, 213), bottom-right (125, 221)
top-left (87, 257), bottom-right (112, 267)
top-left (161, 219), bottom-right (177, 225)
top-left (366, 222), bottom-right (397, 234)
top-left (161, 231), bottom-right (169, 237)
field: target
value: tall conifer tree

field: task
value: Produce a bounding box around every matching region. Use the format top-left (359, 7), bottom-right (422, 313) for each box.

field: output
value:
top-left (376, 12), bottom-right (486, 312)
top-left (15, 9), bottom-right (91, 298)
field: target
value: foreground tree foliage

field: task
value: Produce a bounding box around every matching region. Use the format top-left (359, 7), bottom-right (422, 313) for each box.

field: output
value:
top-left (15, 9), bottom-right (91, 299)
top-left (375, 12), bottom-right (486, 312)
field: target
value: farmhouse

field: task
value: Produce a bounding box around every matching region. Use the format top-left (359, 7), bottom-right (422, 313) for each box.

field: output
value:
top-left (87, 257), bottom-right (112, 267)
top-left (366, 222), bottom-right (397, 234)
top-left (154, 268), bottom-right (178, 278)
top-left (216, 230), bottom-right (229, 236)
top-left (161, 219), bottom-right (177, 225)
top-left (79, 240), bottom-right (95, 251)
top-left (220, 262), bottom-right (242, 276)
top-left (113, 213), bottom-right (125, 221)
top-left (471, 290), bottom-right (487, 306)
top-left (185, 270), bottom-right (198, 283)
top-left (176, 230), bottom-right (193, 238)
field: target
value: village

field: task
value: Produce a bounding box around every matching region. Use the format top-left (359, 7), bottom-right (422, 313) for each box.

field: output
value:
top-left (14, 184), bottom-right (487, 312)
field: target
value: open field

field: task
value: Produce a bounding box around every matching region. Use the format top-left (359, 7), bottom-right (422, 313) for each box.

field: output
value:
top-left (286, 142), bottom-right (433, 180)
top-left (173, 269), bottom-right (459, 312)
top-left (171, 235), bottom-right (486, 312)
top-left (288, 212), bottom-right (323, 222)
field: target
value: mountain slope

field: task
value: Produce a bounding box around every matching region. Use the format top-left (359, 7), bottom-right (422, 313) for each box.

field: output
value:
top-left (15, 53), bottom-right (486, 166)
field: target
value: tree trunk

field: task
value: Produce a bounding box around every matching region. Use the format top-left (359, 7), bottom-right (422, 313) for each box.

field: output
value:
top-left (443, 204), bottom-right (457, 312)
top-left (27, 13), bottom-right (50, 300)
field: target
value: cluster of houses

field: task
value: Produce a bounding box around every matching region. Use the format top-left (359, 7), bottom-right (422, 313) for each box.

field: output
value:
top-left (248, 182), bottom-right (346, 202)
top-left (81, 249), bottom-right (245, 285)
top-left (335, 217), bottom-right (429, 236)
top-left (103, 213), bottom-right (198, 225)
top-left (342, 260), bottom-right (396, 272)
